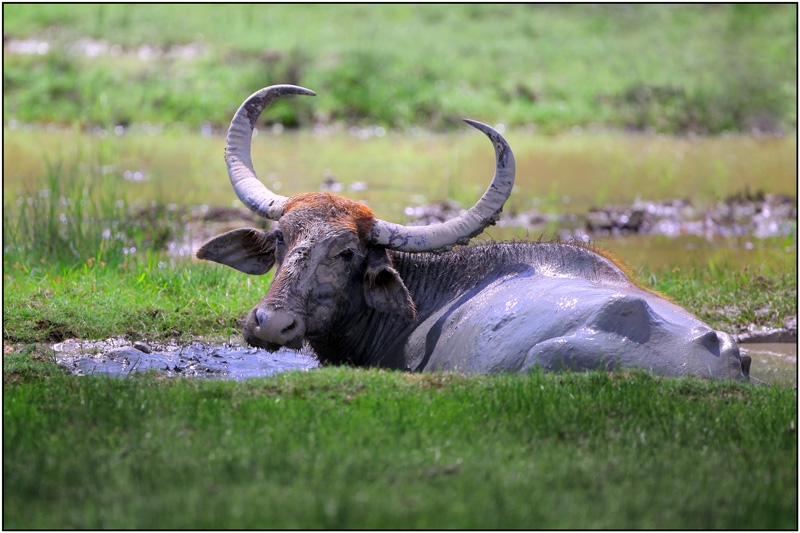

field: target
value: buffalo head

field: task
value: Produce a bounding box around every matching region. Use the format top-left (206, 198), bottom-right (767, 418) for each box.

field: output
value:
top-left (196, 85), bottom-right (516, 353)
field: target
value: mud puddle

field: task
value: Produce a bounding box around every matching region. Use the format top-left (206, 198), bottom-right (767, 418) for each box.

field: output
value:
top-left (741, 342), bottom-right (798, 388)
top-left (52, 337), bottom-right (319, 380)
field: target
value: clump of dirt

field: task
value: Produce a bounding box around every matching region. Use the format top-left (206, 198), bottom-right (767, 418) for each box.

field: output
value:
top-left (403, 200), bottom-right (465, 226)
top-left (709, 191), bottom-right (796, 239)
top-left (735, 315), bottom-right (798, 344)
top-left (585, 198), bottom-right (696, 236)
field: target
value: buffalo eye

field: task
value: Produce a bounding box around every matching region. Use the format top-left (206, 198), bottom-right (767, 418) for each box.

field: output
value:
top-left (275, 231), bottom-right (285, 246)
top-left (339, 248), bottom-right (355, 261)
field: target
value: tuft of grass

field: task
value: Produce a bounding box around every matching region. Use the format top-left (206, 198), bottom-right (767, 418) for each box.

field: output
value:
top-left (3, 154), bottom-right (125, 267)
top-left (3, 349), bottom-right (67, 385)
top-left (3, 366), bottom-right (796, 529)
top-left (2, 145), bottom-right (205, 270)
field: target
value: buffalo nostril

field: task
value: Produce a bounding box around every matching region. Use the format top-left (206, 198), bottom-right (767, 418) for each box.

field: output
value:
top-left (249, 307), bottom-right (305, 347)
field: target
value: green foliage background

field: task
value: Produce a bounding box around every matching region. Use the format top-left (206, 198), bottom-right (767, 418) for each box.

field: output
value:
top-left (3, 4), bottom-right (797, 133)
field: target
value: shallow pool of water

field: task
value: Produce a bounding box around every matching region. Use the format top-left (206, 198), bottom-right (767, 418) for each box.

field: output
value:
top-left (742, 342), bottom-right (797, 388)
top-left (52, 337), bottom-right (319, 380)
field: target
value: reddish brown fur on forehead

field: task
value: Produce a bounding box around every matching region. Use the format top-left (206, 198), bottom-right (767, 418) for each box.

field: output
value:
top-left (284, 192), bottom-right (376, 237)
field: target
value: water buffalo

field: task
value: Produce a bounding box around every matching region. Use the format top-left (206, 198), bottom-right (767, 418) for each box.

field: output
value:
top-left (196, 85), bottom-right (749, 380)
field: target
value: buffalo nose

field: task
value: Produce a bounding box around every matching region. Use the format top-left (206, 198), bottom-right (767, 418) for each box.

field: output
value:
top-left (256, 308), bottom-right (268, 327)
top-left (251, 307), bottom-right (305, 346)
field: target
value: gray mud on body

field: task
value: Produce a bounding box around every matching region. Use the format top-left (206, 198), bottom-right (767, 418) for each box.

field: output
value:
top-left (52, 337), bottom-right (319, 380)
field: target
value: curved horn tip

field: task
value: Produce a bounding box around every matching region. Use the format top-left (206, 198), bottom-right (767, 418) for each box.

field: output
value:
top-left (283, 85), bottom-right (316, 97)
top-left (252, 85), bottom-right (316, 100)
top-left (461, 118), bottom-right (499, 136)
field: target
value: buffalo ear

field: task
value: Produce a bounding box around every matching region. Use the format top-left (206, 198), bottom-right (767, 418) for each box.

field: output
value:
top-left (195, 228), bottom-right (277, 275)
top-left (363, 248), bottom-right (417, 321)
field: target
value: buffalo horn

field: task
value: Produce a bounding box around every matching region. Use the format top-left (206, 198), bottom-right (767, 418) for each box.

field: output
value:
top-left (226, 85), bottom-right (316, 220)
top-left (368, 119), bottom-right (516, 252)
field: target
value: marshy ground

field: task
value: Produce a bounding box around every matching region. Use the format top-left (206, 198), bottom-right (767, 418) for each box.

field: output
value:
top-left (4, 128), bottom-right (797, 386)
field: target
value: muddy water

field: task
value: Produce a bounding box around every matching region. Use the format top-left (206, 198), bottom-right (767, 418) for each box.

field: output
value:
top-left (743, 343), bottom-right (798, 388)
top-left (52, 338), bottom-right (319, 380)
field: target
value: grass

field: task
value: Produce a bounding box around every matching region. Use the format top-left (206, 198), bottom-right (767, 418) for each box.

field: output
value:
top-left (3, 360), bottom-right (796, 529)
top-left (3, 153), bottom-right (129, 267)
top-left (644, 261), bottom-right (797, 335)
top-left (4, 253), bottom-right (796, 347)
top-left (2, 255), bottom-right (271, 345)
top-left (3, 4), bottom-right (797, 133)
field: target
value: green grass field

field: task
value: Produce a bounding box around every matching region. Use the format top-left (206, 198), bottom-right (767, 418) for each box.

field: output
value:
top-left (4, 357), bottom-right (796, 529)
top-left (3, 4), bottom-right (796, 133)
top-left (3, 149), bottom-right (795, 528)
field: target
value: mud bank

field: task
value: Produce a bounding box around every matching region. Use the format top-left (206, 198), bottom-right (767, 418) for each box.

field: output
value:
top-left (583, 192), bottom-right (796, 239)
top-left (407, 192), bottom-right (796, 241)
